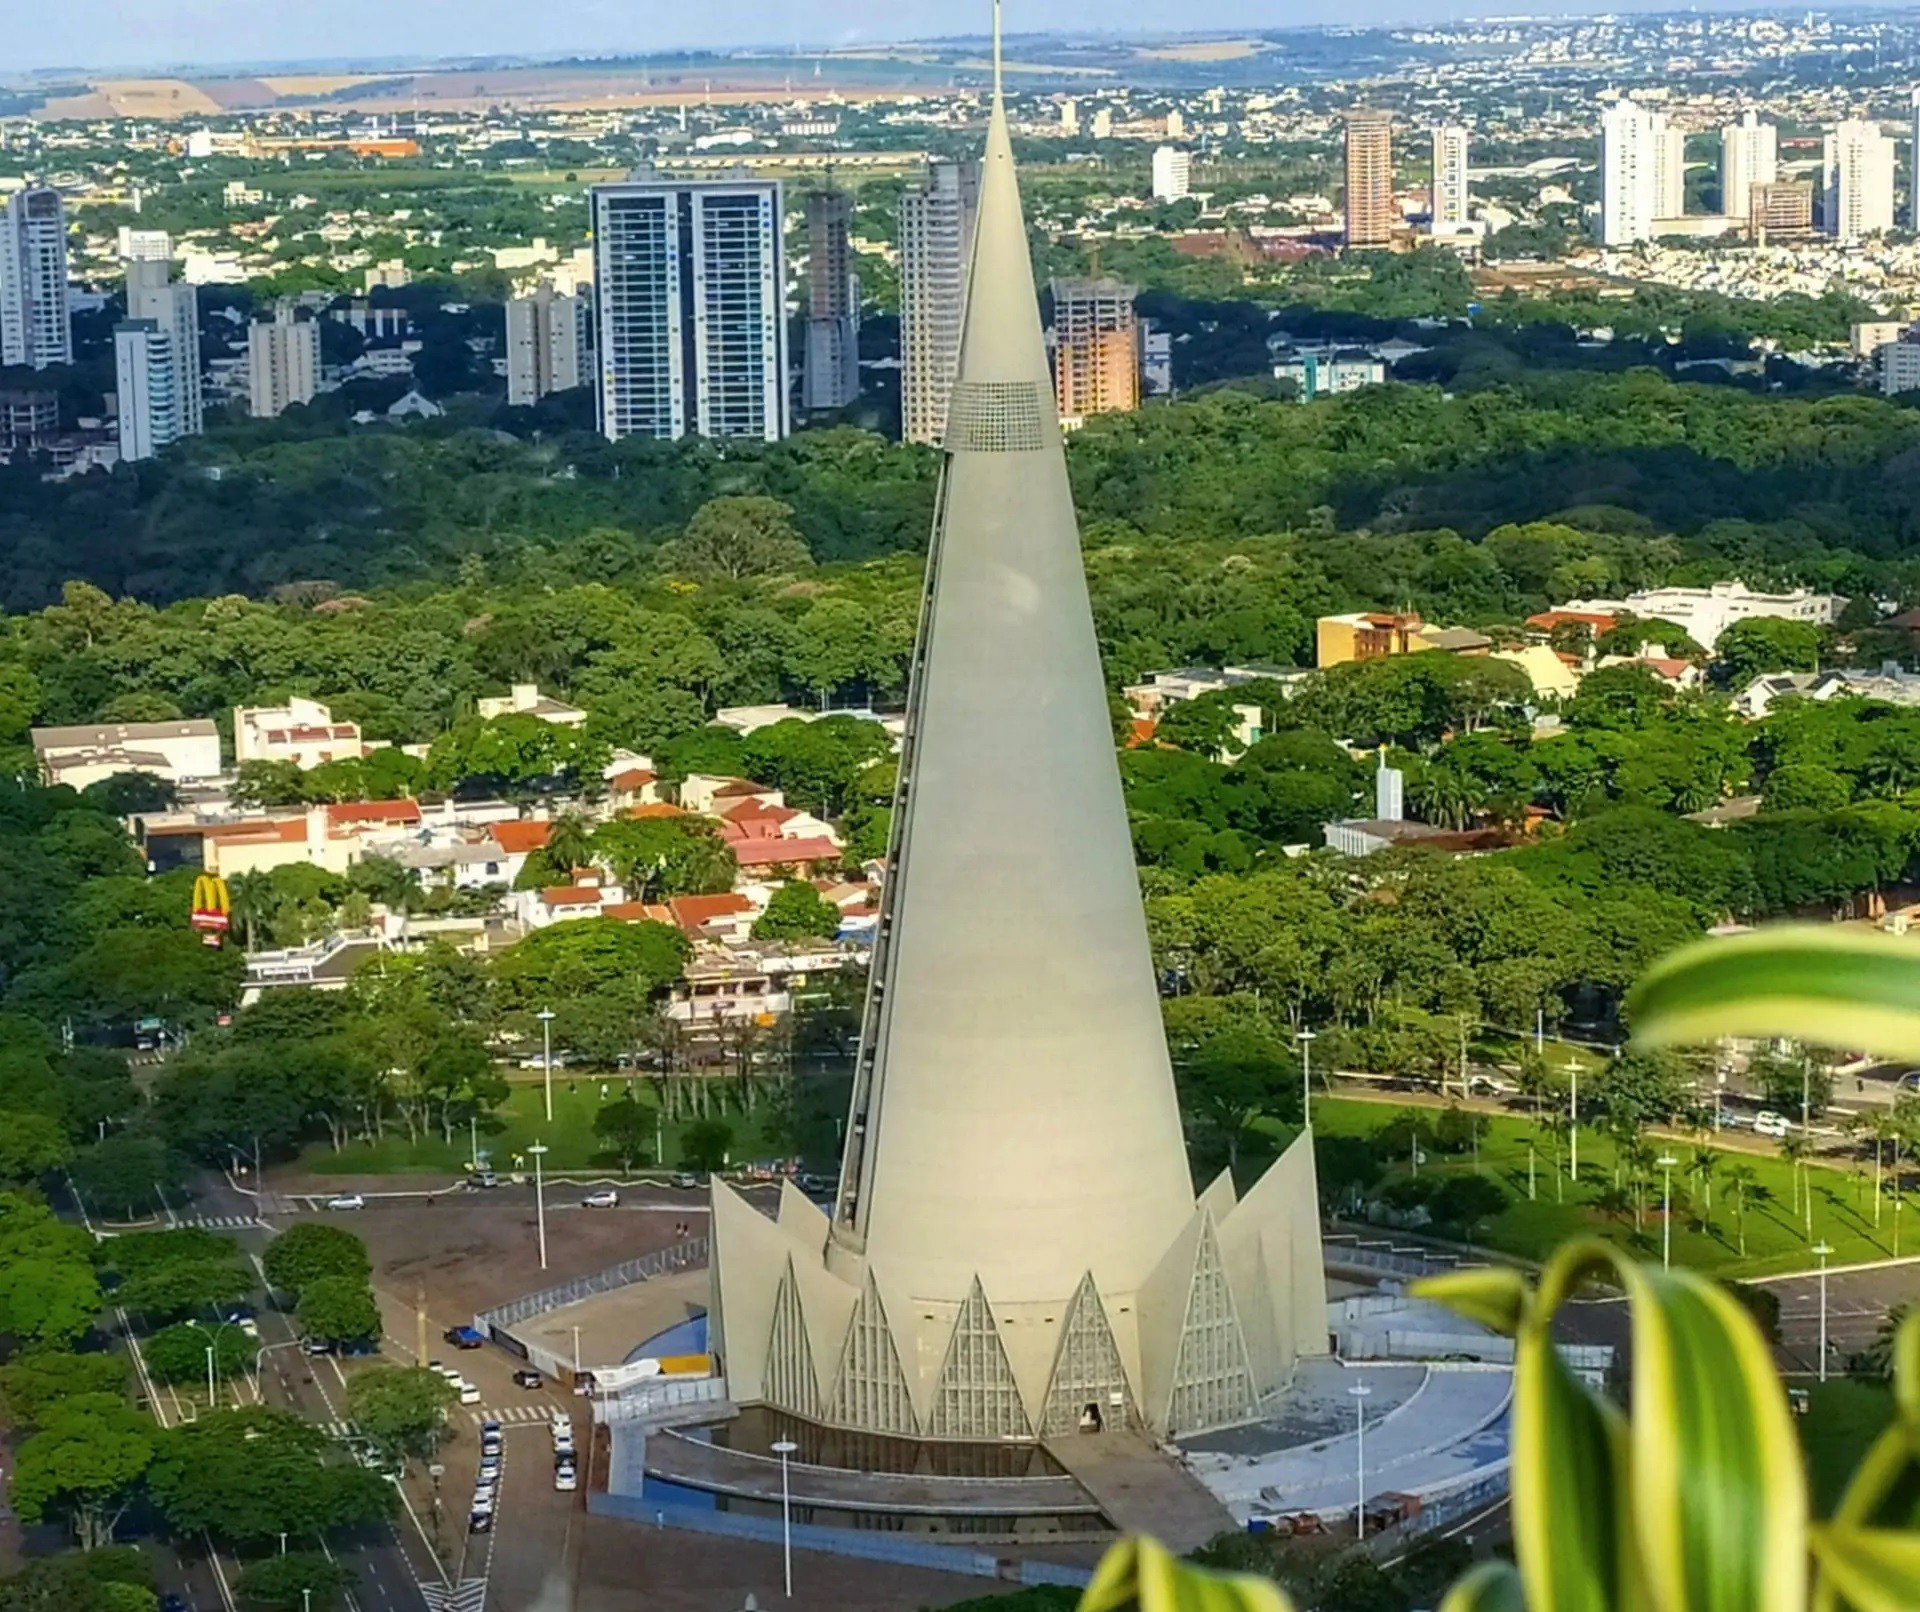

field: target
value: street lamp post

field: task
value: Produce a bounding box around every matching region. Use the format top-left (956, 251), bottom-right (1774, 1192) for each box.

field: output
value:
top-left (538, 1008), bottom-right (557, 1123)
top-left (771, 1438), bottom-right (799, 1596)
top-left (1349, 1381), bottom-right (1373, 1539)
top-left (205, 1343), bottom-right (215, 1406)
top-left (572, 1325), bottom-right (582, 1377)
top-left (1564, 1058), bottom-right (1582, 1181)
top-left (1813, 1240), bottom-right (1833, 1383)
top-left (528, 1142), bottom-right (549, 1271)
top-left (1657, 1154), bottom-right (1679, 1269)
top-left (1297, 1029), bottom-right (1316, 1130)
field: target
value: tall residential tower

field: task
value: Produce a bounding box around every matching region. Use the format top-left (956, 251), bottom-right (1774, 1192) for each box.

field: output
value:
top-left (247, 303), bottom-right (320, 418)
top-left (899, 159), bottom-right (980, 446)
top-left (1050, 277), bottom-right (1139, 425)
top-left (0, 188), bottom-right (72, 370)
top-left (590, 172), bottom-right (788, 443)
top-left (1343, 110), bottom-right (1395, 247)
top-left (1720, 110), bottom-right (1778, 230)
top-left (1824, 119), bottom-right (1895, 245)
top-left (1600, 98), bottom-right (1686, 246)
top-left (802, 188), bottom-right (861, 413)
top-left (505, 278), bottom-right (591, 406)
top-left (1429, 125), bottom-right (1470, 234)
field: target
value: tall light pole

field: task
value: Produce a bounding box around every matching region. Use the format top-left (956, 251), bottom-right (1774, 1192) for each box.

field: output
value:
top-left (772, 1438), bottom-right (798, 1596)
top-left (1297, 1029), bottom-right (1316, 1129)
top-left (529, 1141), bottom-right (549, 1270)
top-left (1564, 1058), bottom-right (1582, 1181)
top-left (205, 1343), bottom-right (216, 1406)
top-left (1349, 1381), bottom-right (1372, 1539)
top-left (1813, 1241), bottom-right (1833, 1383)
top-left (1657, 1153), bottom-right (1678, 1269)
top-left (538, 1008), bottom-right (557, 1123)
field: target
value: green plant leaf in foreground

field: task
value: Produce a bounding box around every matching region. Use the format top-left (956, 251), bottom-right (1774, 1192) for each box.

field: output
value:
top-left (1418, 1239), bottom-right (1807, 1612)
top-left (1809, 1525), bottom-right (1920, 1612)
top-left (1436, 1561), bottom-right (1527, 1612)
top-left (1414, 1267), bottom-right (1530, 1337)
top-left (1079, 1535), bottom-right (1294, 1612)
top-left (1624, 925), bottom-right (1920, 1062)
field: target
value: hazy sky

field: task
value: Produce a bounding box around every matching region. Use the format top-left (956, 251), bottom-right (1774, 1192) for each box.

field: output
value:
top-left (11, 1), bottom-right (1520, 74)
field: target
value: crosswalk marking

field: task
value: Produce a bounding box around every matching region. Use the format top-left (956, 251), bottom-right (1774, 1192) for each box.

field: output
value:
top-left (466, 1404), bottom-right (559, 1425)
top-left (324, 1419), bottom-right (361, 1439)
top-left (420, 1579), bottom-right (486, 1612)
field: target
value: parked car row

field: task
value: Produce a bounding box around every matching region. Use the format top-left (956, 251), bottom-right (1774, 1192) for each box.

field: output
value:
top-left (432, 1362), bottom-right (481, 1405)
top-left (471, 1420), bottom-right (503, 1533)
top-left (552, 1410), bottom-right (576, 1493)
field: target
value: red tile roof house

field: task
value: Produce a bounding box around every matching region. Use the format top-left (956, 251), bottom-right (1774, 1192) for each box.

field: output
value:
top-left (664, 892), bottom-right (760, 945)
top-left (486, 819), bottom-right (552, 885)
top-left (515, 873), bottom-right (627, 929)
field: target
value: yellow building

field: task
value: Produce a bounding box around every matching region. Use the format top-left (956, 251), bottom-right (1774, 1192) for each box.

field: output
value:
top-left (1315, 612), bottom-right (1491, 668)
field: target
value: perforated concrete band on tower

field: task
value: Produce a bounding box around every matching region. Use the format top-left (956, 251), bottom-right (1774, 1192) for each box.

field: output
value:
top-left (708, 7), bottom-right (1328, 1443)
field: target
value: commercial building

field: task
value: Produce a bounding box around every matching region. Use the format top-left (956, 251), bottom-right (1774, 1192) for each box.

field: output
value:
top-left (123, 256), bottom-right (203, 441)
top-left (710, 78), bottom-right (1326, 1445)
top-left (504, 279), bottom-right (591, 406)
top-left (0, 188), bottom-right (72, 370)
top-left (0, 388), bottom-right (57, 452)
top-left (233, 697), bottom-right (367, 770)
top-left (1316, 610), bottom-right (1492, 667)
top-left (1151, 144), bottom-right (1192, 202)
top-left (1720, 111), bottom-right (1778, 230)
top-left (1561, 581), bottom-right (1845, 650)
top-left (1749, 180), bottom-right (1815, 238)
top-left (247, 304), bottom-right (320, 418)
top-left (474, 683), bottom-right (587, 726)
top-left (1343, 110), bottom-right (1395, 248)
top-left (32, 719), bottom-right (222, 791)
top-left (1823, 120), bottom-right (1895, 245)
top-left (899, 159), bottom-right (980, 445)
top-left (1882, 337), bottom-right (1920, 396)
top-left (1050, 276), bottom-right (1139, 425)
top-left (1429, 125), bottom-right (1469, 233)
top-left (801, 188), bottom-right (860, 412)
top-left (116, 227), bottom-right (172, 262)
top-left (1272, 345), bottom-right (1385, 400)
top-left (590, 171), bottom-right (788, 443)
top-left (1600, 98), bottom-right (1686, 246)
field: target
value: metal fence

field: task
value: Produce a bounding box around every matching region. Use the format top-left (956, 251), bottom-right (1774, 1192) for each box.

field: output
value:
top-left (593, 1377), bottom-right (729, 1424)
top-left (473, 1238), bottom-right (707, 1336)
top-left (586, 1490), bottom-right (1094, 1587)
top-left (1322, 1235), bottom-right (1484, 1281)
top-left (1364, 1466), bottom-right (1512, 1559)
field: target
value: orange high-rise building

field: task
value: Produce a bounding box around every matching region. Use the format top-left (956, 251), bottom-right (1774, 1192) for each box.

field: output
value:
top-left (1050, 276), bottom-right (1139, 425)
top-left (1344, 110), bottom-right (1396, 249)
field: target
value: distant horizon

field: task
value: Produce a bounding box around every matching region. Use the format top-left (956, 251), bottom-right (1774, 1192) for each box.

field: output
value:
top-left (4, 0), bottom-right (1894, 79)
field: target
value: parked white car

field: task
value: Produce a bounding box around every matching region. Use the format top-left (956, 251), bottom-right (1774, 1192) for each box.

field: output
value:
top-left (1754, 1111), bottom-right (1791, 1138)
top-left (326, 1194), bottom-right (365, 1211)
top-left (581, 1189), bottom-right (619, 1209)
top-left (554, 1463), bottom-right (577, 1493)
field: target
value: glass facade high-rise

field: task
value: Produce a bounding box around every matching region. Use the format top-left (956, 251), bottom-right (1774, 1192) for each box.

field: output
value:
top-left (0, 188), bottom-right (72, 371)
top-left (591, 173), bottom-right (787, 443)
top-left (899, 159), bottom-right (980, 446)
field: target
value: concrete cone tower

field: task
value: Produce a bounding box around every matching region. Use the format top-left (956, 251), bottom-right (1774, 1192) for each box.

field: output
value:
top-left (709, 4), bottom-right (1327, 1442)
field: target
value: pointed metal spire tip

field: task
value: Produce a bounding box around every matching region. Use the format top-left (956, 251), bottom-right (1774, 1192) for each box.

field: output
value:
top-left (992, 0), bottom-right (1004, 105)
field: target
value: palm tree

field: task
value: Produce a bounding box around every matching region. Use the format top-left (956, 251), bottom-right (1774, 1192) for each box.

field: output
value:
top-left (544, 811), bottom-right (594, 876)
top-left (1411, 767), bottom-right (1474, 830)
top-left (1726, 1162), bottom-right (1758, 1257)
top-left (227, 869), bottom-right (276, 953)
top-left (1687, 1147), bottom-right (1717, 1227)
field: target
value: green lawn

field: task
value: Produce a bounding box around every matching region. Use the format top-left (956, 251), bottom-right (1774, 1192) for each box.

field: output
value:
top-left (1799, 1379), bottom-right (1895, 1516)
top-left (294, 1077), bottom-right (808, 1178)
top-left (1286, 1097), bottom-right (1901, 1278)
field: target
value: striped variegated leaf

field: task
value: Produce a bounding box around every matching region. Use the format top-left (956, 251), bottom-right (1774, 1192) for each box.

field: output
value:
top-left (1612, 1261), bottom-right (1808, 1612)
top-left (1415, 1266), bottom-right (1530, 1337)
top-left (1508, 1245), bottom-right (1638, 1612)
top-left (1437, 1561), bottom-right (1527, 1612)
top-left (1809, 1525), bottom-right (1920, 1612)
top-left (1891, 1311), bottom-right (1920, 1440)
top-left (1625, 925), bottom-right (1920, 1061)
top-left (1079, 1535), bottom-right (1294, 1612)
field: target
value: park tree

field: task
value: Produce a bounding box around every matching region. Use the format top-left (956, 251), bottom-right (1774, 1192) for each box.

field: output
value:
top-left (344, 1367), bottom-right (458, 1463)
top-left (1165, 1003), bottom-right (1300, 1173)
top-left (234, 1554), bottom-right (354, 1612)
top-left (752, 882), bottom-right (841, 943)
top-left (10, 1394), bottom-right (158, 1549)
top-left (114, 1257), bottom-right (251, 1323)
top-left (68, 1137), bottom-right (191, 1219)
top-left (592, 1095), bottom-right (654, 1172)
top-left (1749, 1049), bottom-right (1834, 1120)
top-left (0, 1110), bottom-right (72, 1181)
top-left (143, 1323), bottom-right (254, 1388)
top-left (0, 1547), bottom-right (157, 1612)
top-left (1428, 1175), bottom-right (1510, 1241)
top-left (740, 716), bottom-right (893, 816)
top-left (0, 1352), bottom-right (129, 1429)
top-left (0, 1259), bottom-right (104, 1350)
top-left (1714, 616), bottom-right (1824, 684)
top-left (262, 1224), bottom-right (371, 1296)
top-left (591, 816), bottom-right (736, 898)
top-left (679, 1119), bottom-right (734, 1172)
top-left (146, 1407), bottom-right (394, 1543)
top-left (660, 496), bottom-right (813, 580)
top-left (296, 1278), bottom-right (381, 1347)
top-left (491, 919), bottom-right (689, 1014)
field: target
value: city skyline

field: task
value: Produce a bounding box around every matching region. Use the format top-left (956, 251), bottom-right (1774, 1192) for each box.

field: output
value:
top-left (11, 0), bottom-right (1908, 74)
